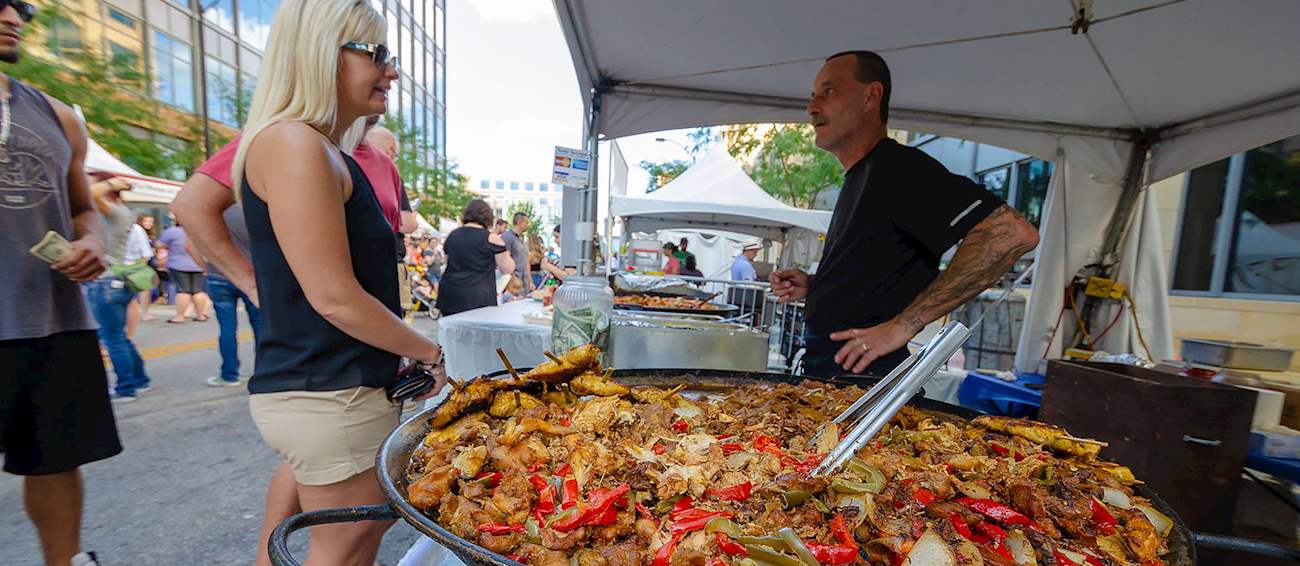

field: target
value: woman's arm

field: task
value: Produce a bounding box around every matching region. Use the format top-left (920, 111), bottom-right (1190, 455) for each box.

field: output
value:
top-left (488, 232), bottom-right (515, 274)
top-left (172, 173), bottom-right (259, 303)
top-left (246, 123), bottom-right (441, 364)
top-left (540, 260), bottom-right (566, 281)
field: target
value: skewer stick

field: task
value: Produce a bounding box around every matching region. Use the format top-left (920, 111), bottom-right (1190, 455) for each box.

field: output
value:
top-left (1063, 435), bottom-right (1108, 446)
top-left (496, 348), bottom-right (522, 381)
top-left (544, 351), bottom-right (565, 365)
top-left (696, 291), bottom-right (721, 306)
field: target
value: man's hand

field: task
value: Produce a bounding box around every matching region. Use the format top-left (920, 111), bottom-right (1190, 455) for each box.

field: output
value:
top-left (52, 236), bottom-right (106, 282)
top-left (830, 320), bottom-right (914, 374)
top-left (769, 268), bottom-right (811, 302)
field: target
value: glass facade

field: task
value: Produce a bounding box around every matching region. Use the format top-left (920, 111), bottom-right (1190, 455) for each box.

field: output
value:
top-left (46, 0), bottom-right (445, 172)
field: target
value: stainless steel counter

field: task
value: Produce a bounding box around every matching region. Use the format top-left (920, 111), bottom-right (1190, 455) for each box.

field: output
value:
top-left (610, 312), bottom-right (769, 372)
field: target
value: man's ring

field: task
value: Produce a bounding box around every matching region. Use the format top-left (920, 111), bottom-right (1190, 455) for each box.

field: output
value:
top-left (860, 342), bottom-right (870, 352)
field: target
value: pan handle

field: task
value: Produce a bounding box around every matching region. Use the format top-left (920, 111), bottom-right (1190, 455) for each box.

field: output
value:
top-left (268, 503), bottom-right (400, 566)
top-left (1194, 532), bottom-right (1300, 560)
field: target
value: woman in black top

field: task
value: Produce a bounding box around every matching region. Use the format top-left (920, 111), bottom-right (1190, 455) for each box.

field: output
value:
top-left (222, 1), bottom-right (447, 563)
top-left (436, 199), bottom-right (515, 316)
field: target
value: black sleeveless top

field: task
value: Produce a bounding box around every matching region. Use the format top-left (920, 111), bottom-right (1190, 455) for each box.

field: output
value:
top-left (241, 151), bottom-right (400, 394)
top-left (436, 226), bottom-right (506, 316)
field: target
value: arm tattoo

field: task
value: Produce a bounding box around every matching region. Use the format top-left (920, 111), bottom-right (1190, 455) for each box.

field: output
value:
top-left (895, 205), bottom-right (1039, 333)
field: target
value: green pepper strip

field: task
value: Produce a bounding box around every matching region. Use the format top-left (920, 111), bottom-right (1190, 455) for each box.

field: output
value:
top-left (743, 544), bottom-right (808, 566)
top-left (781, 490), bottom-right (811, 510)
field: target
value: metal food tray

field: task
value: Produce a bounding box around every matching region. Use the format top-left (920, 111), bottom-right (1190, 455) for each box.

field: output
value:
top-left (1181, 338), bottom-right (1294, 372)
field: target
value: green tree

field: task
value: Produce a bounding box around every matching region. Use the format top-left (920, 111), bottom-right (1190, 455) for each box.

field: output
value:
top-left (7, 1), bottom-right (202, 179)
top-left (380, 116), bottom-right (473, 223)
top-left (506, 200), bottom-right (542, 240)
top-left (726, 124), bottom-right (842, 208)
top-left (637, 127), bottom-right (714, 191)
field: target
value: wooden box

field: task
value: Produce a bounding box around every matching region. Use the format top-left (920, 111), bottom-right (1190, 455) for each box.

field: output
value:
top-left (1041, 361), bottom-right (1257, 533)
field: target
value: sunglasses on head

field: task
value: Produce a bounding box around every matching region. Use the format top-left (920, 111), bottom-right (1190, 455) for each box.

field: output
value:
top-left (343, 41), bottom-right (398, 70)
top-left (1, 0), bottom-right (36, 23)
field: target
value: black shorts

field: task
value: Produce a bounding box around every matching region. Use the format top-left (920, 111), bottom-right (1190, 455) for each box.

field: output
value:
top-left (0, 331), bottom-right (123, 475)
top-left (170, 269), bottom-right (206, 294)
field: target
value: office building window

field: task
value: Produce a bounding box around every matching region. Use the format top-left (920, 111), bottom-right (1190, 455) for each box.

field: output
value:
top-left (202, 0), bottom-right (235, 33)
top-left (152, 31), bottom-right (193, 110)
top-left (525, 183), bottom-right (534, 191)
top-left (495, 181), bottom-right (504, 190)
top-left (977, 166), bottom-right (1010, 201)
top-left (539, 183), bottom-right (548, 192)
top-left (1172, 134), bottom-right (1300, 298)
top-left (1014, 159), bottom-right (1052, 227)
top-left (238, 0), bottom-right (279, 50)
top-left (108, 7), bottom-right (137, 29)
top-left (510, 182), bottom-right (519, 191)
top-left (206, 57), bottom-right (239, 125)
top-left (108, 42), bottom-right (140, 77)
top-left (48, 17), bottom-right (82, 55)
top-left (434, 4), bottom-right (444, 48)
top-left (481, 180), bottom-right (489, 189)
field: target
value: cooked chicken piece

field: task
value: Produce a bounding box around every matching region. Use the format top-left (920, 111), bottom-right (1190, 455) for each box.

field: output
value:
top-left (429, 375), bottom-right (526, 430)
top-left (571, 395), bottom-right (631, 435)
top-left (572, 369), bottom-right (630, 397)
top-left (630, 384), bottom-right (685, 404)
top-left (490, 435), bottom-right (551, 474)
top-left (479, 532), bottom-right (521, 555)
top-left (437, 494), bottom-right (483, 540)
top-left (489, 390), bottom-right (544, 418)
top-left (424, 411), bottom-right (489, 445)
top-left (1119, 508), bottom-right (1161, 562)
top-left (490, 473), bottom-right (535, 524)
top-left (408, 465), bottom-right (457, 510)
top-left (498, 417), bottom-right (573, 445)
top-left (523, 344), bottom-right (602, 383)
top-left (516, 543), bottom-right (570, 566)
top-left (541, 525), bottom-right (589, 551)
top-left (450, 445), bottom-right (487, 479)
top-left (599, 542), bottom-right (644, 566)
top-left (570, 442), bottom-right (616, 489)
top-left (1091, 461), bottom-right (1139, 485)
top-left (670, 531), bottom-right (709, 565)
top-left (573, 549), bottom-right (609, 566)
top-left (972, 416), bottom-right (1103, 458)
top-left (592, 506), bottom-right (636, 544)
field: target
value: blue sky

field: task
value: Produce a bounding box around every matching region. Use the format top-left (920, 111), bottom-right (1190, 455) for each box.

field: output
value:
top-left (445, 0), bottom-right (705, 195)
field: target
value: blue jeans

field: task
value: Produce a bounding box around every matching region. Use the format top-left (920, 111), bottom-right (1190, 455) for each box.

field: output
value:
top-left (208, 275), bottom-right (261, 383)
top-left (87, 279), bottom-right (150, 396)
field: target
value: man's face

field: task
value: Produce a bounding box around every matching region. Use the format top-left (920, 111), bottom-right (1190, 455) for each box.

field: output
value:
top-left (744, 249), bottom-right (758, 260)
top-left (515, 217), bottom-right (530, 233)
top-left (807, 56), bottom-right (876, 152)
top-left (0, 2), bottom-right (28, 64)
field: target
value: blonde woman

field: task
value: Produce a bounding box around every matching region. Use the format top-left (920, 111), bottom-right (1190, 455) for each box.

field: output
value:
top-left (231, 1), bottom-right (446, 564)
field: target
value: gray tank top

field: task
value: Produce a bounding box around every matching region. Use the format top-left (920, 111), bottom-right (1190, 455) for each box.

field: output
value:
top-left (0, 78), bottom-right (96, 340)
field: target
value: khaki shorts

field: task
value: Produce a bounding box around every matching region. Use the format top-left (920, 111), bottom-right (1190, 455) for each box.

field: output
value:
top-left (249, 386), bottom-right (398, 486)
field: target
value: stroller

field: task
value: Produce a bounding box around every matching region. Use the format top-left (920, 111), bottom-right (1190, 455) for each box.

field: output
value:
top-left (405, 264), bottom-right (439, 318)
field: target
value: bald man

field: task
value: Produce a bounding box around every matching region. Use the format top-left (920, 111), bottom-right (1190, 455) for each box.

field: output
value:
top-left (362, 124), bottom-right (416, 234)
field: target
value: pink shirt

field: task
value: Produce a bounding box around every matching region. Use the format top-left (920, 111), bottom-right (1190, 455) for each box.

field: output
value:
top-left (196, 135), bottom-right (403, 232)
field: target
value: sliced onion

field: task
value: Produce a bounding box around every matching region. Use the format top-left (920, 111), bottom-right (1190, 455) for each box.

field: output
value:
top-left (956, 480), bottom-right (994, 500)
top-left (833, 493), bottom-right (875, 529)
top-left (1095, 534), bottom-right (1128, 564)
top-left (673, 405), bottom-right (702, 419)
top-left (725, 451), bottom-right (758, 470)
top-left (1100, 487), bottom-right (1132, 509)
top-left (1136, 504), bottom-right (1174, 537)
top-left (953, 537), bottom-right (986, 566)
top-left (902, 529), bottom-right (957, 566)
top-left (1004, 529), bottom-right (1038, 566)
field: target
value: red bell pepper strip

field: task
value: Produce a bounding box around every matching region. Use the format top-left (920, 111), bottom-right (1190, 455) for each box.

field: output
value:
top-left (653, 443), bottom-right (667, 455)
top-left (555, 463), bottom-right (572, 476)
top-left (706, 559), bottom-right (727, 566)
top-left (720, 442), bottom-right (744, 455)
top-left (561, 478), bottom-right (580, 510)
top-left (912, 487), bottom-right (937, 507)
top-left (1052, 549), bottom-right (1081, 566)
top-left (989, 443), bottom-right (1011, 457)
top-left (505, 552), bottom-right (526, 563)
top-left (949, 512), bottom-right (974, 539)
top-left (550, 484), bottom-right (631, 532)
top-left (829, 513), bottom-right (856, 549)
top-left (805, 541), bottom-right (859, 565)
top-left (704, 481), bottom-right (752, 502)
top-left (752, 433), bottom-right (784, 456)
top-left (533, 507), bottom-right (545, 527)
top-left (670, 496), bottom-right (694, 516)
top-left (559, 416), bottom-right (571, 427)
top-left (527, 461), bottom-right (543, 473)
top-left (672, 419), bottom-right (690, 433)
top-left (956, 498), bottom-right (1044, 532)
top-left (528, 474), bottom-right (548, 492)
top-left (476, 523), bottom-right (525, 535)
top-left (717, 434), bottom-right (734, 440)
top-left (973, 520), bottom-right (1008, 544)
top-left (1089, 499), bottom-right (1118, 535)
top-left (636, 502), bottom-right (654, 521)
top-left (651, 532), bottom-right (685, 566)
top-left (670, 510), bottom-right (734, 535)
top-left (715, 532), bottom-right (748, 556)
top-left (474, 471), bottom-right (504, 486)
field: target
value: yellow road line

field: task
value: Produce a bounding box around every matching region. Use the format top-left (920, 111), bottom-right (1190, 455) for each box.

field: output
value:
top-left (137, 331), bottom-right (254, 361)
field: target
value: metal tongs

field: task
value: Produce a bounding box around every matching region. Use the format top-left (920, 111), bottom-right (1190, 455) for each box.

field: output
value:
top-left (810, 320), bottom-right (972, 477)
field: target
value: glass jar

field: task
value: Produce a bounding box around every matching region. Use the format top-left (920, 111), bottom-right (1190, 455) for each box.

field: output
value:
top-left (551, 275), bottom-right (614, 357)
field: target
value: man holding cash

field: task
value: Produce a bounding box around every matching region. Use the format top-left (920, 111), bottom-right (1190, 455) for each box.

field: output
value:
top-left (0, 2), bottom-right (122, 565)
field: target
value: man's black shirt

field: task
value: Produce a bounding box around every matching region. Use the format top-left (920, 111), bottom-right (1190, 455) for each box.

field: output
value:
top-left (804, 138), bottom-right (1004, 337)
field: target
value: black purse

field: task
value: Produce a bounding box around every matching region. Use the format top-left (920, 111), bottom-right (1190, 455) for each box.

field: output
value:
top-left (386, 354), bottom-right (445, 403)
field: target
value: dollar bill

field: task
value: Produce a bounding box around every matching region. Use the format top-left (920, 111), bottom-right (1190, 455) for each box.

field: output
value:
top-left (29, 230), bottom-right (73, 264)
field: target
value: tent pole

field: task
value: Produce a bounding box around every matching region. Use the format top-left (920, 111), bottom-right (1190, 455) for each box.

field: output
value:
top-left (578, 91), bottom-right (602, 276)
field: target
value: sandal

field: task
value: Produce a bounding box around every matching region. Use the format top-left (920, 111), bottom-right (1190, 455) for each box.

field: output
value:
top-left (167, 318), bottom-right (187, 324)
top-left (195, 316), bottom-right (210, 322)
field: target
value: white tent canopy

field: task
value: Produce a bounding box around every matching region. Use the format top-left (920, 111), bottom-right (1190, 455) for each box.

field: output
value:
top-left (84, 136), bottom-right (184, 205)
top-left (611, 146), bottom-right (832, 240)
top-left (554, 0), bottom-right (1300, 371)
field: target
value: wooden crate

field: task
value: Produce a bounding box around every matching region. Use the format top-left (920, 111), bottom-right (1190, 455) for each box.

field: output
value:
top-left (1042, 361), bottom-right (1257, 533)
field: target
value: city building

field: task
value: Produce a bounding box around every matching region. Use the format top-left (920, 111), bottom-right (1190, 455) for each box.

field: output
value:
top-left (29, 0), bottom-right (445, 176)
top-left (909, 132), bottom-right (1300, 370)
top-left (473, 178), bottom-right (563, 227)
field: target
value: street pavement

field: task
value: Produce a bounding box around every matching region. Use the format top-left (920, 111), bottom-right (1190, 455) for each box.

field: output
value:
top-left (0, 305), bottom-right (430, 565)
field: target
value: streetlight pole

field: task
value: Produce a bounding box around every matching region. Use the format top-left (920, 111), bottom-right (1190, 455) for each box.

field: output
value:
top-left (654, 137), bottom-right (694, 162)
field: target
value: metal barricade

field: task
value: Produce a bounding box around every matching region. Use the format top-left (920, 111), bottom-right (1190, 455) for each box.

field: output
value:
top-left (622, 275), bottom-right (806, 372)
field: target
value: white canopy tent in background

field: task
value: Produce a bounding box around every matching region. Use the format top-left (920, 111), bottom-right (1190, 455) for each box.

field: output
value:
top-left (650, 229), bottom-right (757, 280)
top-left (553, 0), bottom-right (1300, 372)
top-left (83, 136), bottom-right (184, 205)
top-left (612, 146), bottom-right (831, 270)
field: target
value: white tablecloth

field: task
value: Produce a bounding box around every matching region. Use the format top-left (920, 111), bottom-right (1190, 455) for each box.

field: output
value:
top-left (437, 300), bottom-right (552, 379)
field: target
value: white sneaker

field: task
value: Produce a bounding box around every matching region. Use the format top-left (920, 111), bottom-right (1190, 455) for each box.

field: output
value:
top-left (110, 394), bottom-right (137, 404)
top-left (136, 386), bottom-right (153, 393)
top-left (206, 376), bottom-right (242, 387)
top-left (71, 552), bottom-right (99, 566)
